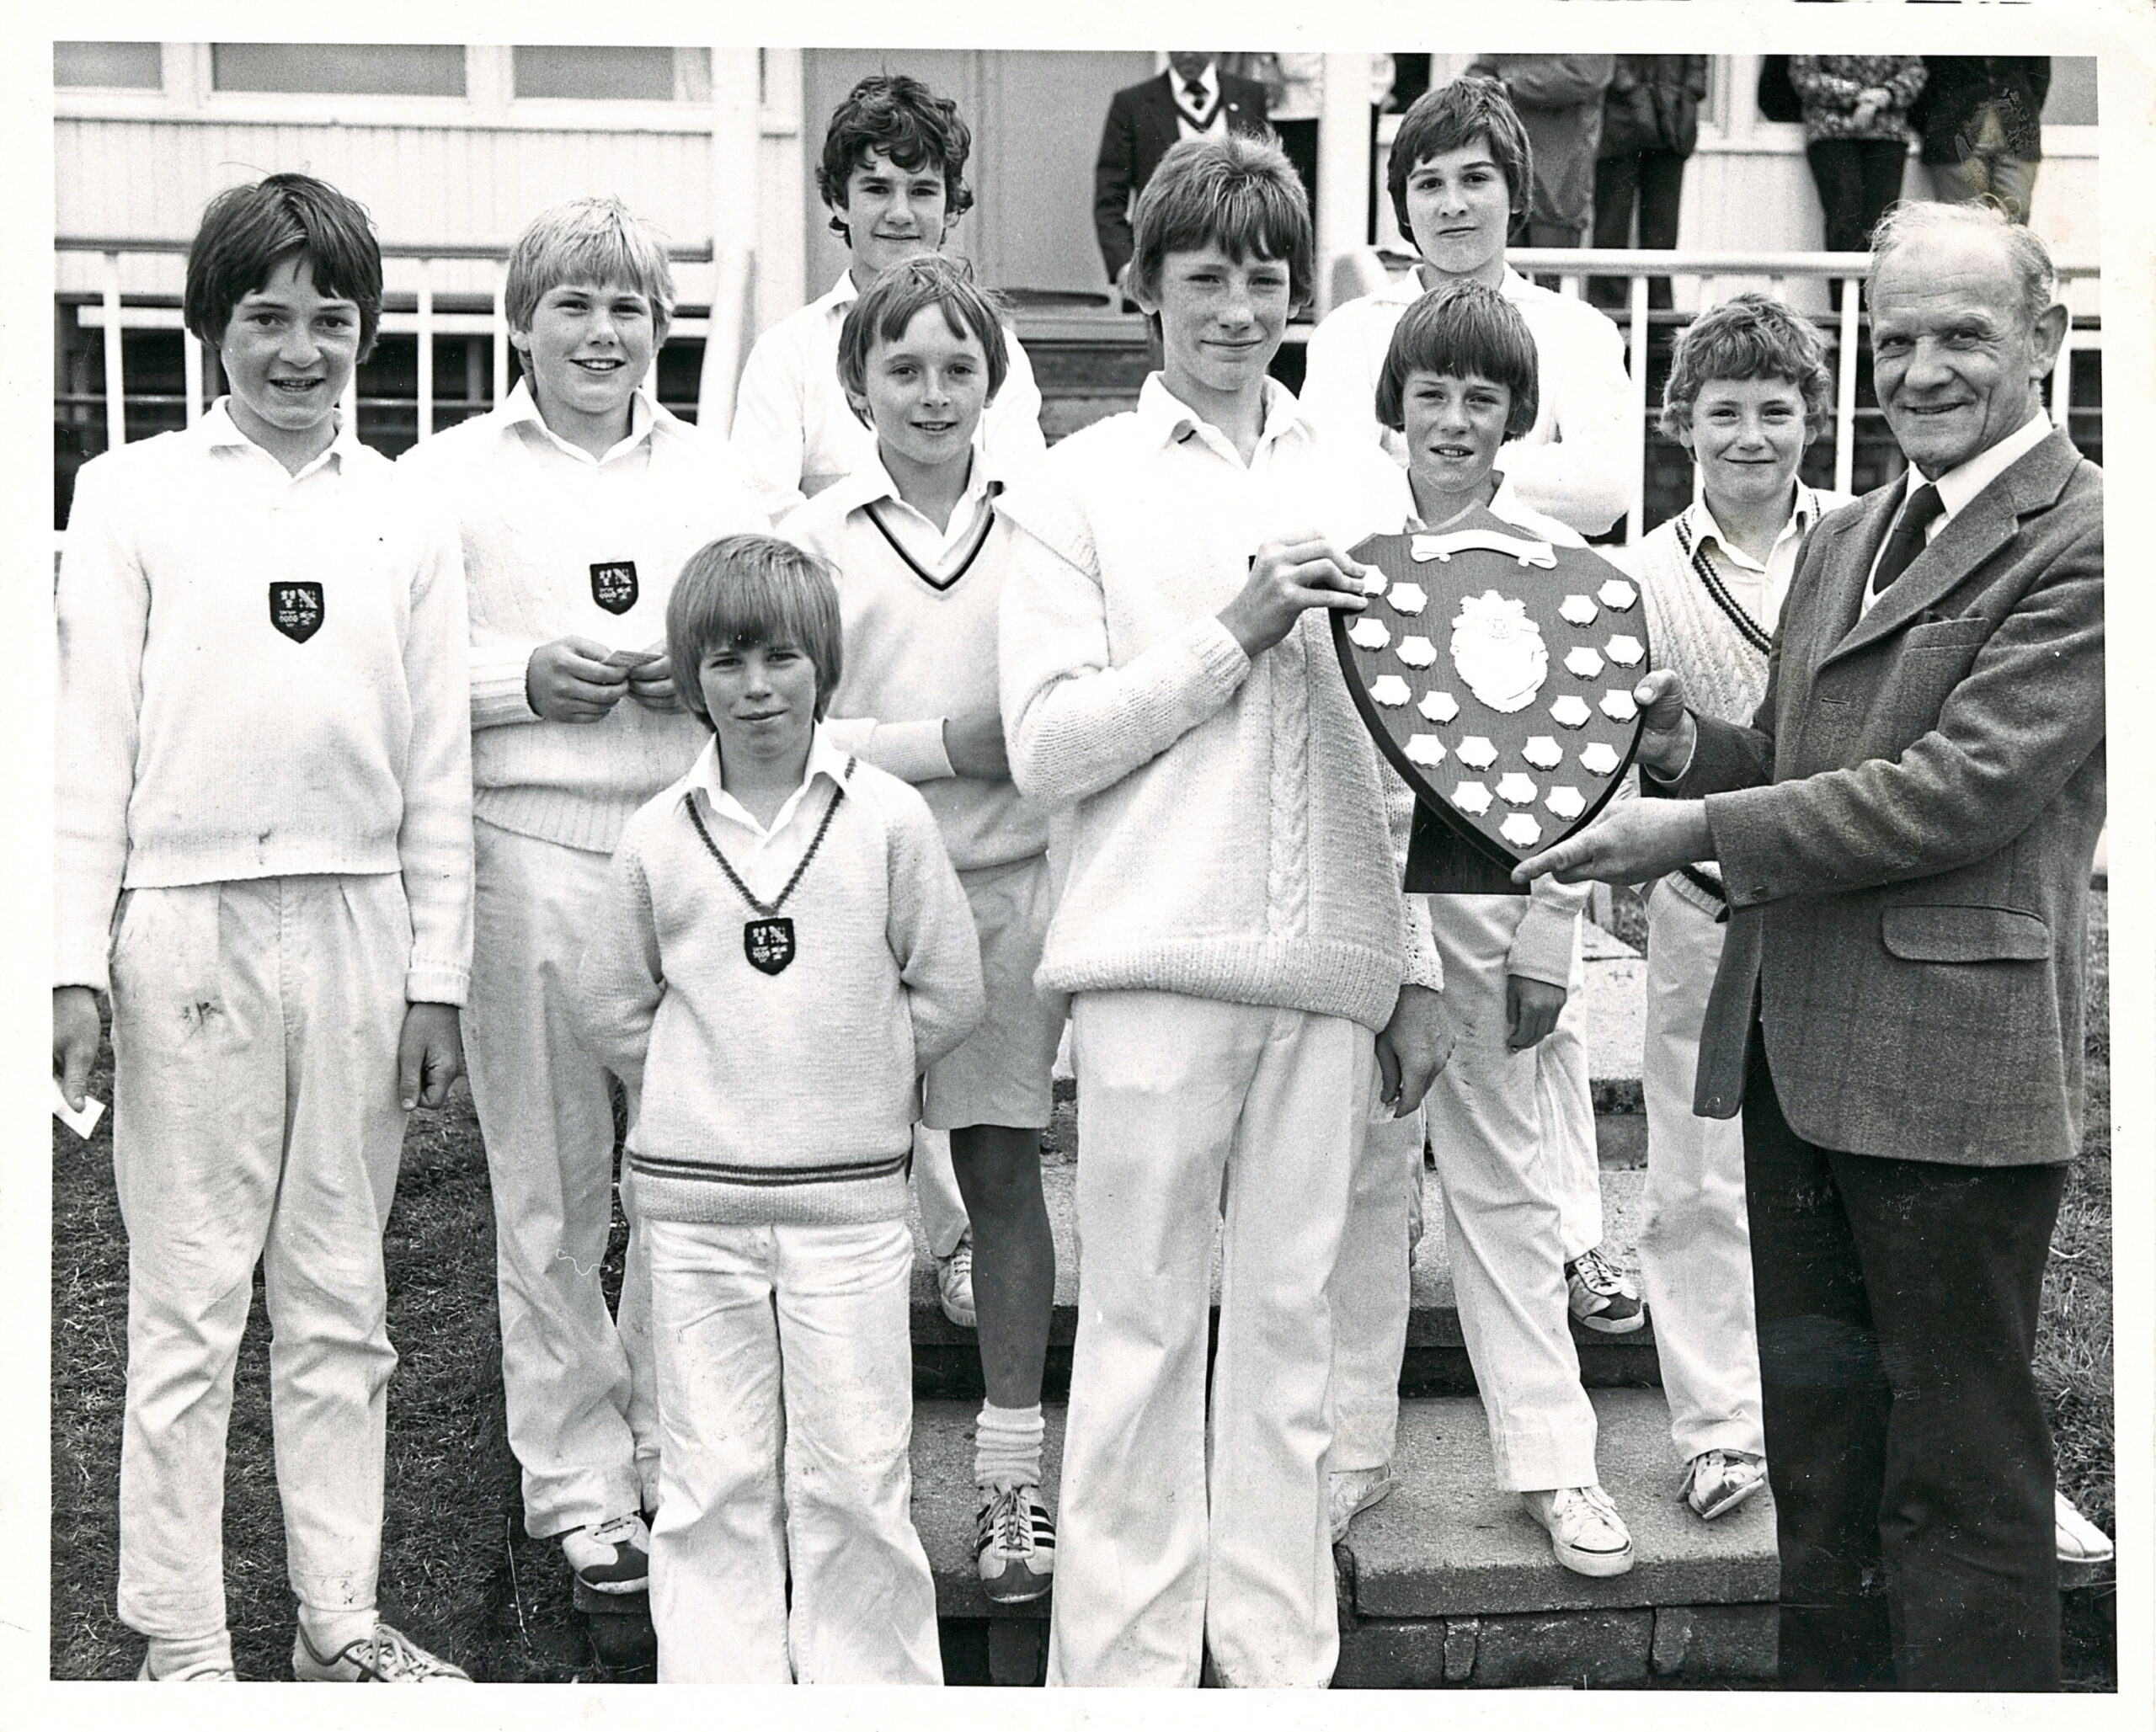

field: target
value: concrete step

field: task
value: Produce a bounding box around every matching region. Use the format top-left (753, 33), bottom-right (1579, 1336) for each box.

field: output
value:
top-left (910, 1388), bottom-right (1778, 1686)
top-left (910, 1152), bottom-right (1661, 1399)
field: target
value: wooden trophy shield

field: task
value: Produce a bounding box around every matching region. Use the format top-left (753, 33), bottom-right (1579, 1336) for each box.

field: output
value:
top-left (1331, 507), bottom-right (1648, 894)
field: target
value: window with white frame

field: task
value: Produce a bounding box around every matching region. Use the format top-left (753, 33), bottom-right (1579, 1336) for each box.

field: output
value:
top-left (54, 42), bottom-right (163, 89)
top-left (209, 43), bottom-right (467, 98)
top-left (512, 46), bottom-right (713, 103)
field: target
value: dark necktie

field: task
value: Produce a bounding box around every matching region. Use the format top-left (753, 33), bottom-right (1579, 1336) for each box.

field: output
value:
top-left (1182, 79), bottom-right (1217, 128)
top-left (1872, 482), bottom-right (1945, 593)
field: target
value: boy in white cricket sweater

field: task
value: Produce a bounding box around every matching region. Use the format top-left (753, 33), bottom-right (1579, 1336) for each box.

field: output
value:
top-left (574, 535), bottom-right (982, 1683)
top-left (51, 174), bottom-right (472, 1683)
top-left (997, 135), bottom-right (1449, 1688)
top-left (784, 255), bottom-right (1063, 1605)
top-left (1332, 281), bottom-right (1636, 1578)
top-left (398, 198), bottom-right (766, 1617)
top-left (1612, 293), bottom-right (1852, 1521)
top-left (1301, 77), bottom-right (1632, 538)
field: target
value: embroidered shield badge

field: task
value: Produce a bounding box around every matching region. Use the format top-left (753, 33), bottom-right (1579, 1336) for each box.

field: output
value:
top-left (269, 581), bottom-right (324, 643)
top-left (590, 560), bottom-right (639, 616)
top-left (1332, 509), bottom-right (1647, 881)
top-left (744, 917), bottom-right (797, 976)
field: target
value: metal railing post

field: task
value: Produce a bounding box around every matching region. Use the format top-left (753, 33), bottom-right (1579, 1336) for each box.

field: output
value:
top-left (493, 260), bottom-right (510, 407)
top-left (1834, 272), bottom-right (1861, 497)
top-left (100, 251), bottom-right (126, 450)
top-left (182, 328), bottom-right (203, 427)
top-left (2051, 307), bottom-right (2074, 434)
top-left (1627, 269), bottom-right (1651, 545)
top-left (416, 258), bottom-right (435, 439)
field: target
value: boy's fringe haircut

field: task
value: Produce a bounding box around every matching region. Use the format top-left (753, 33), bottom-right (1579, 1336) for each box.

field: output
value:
top-left (1128, 132), bottom-right (1315, 310)
top-left (505, 197), bottom-right (677, 338)
top-left (817, 73), bottom-right (976, 242)
top-left (1375, 280), bottom-right (1540, 440)
top-left (669, 536), bottom-right (846, 726)
top-left (1659, 291), bottom-right (1834, 440)
top-left (184, 173), bottom-right (384, 357)
top-left (1385, 77), bottom-right (1534, 238)
top-left (836, 254), bottom-right (1009, 424)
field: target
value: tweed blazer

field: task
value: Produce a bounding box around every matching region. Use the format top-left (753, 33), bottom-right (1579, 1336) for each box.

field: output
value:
top-left (1670, 430), bottom-right (2104, 1167)
top-left (1091, 71), bottom-right (1271, 285)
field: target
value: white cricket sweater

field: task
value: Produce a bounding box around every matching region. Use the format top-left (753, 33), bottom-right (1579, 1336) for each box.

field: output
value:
top-left (398, 381), bottom-right (769, 855)
top-left (782, 456), bottom-right (1052, 872)
top-left (574, 744), bottom-right (985, 1227)
top-left (998, 376), bottom-right (1443, 1033)
top-left (1300, 265), bottom-right (1632, 536)
top-left (55, 402), bottom-right (472, 1004)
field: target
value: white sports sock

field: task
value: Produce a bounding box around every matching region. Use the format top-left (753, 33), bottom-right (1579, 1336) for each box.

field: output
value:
top-left (144, 1628), bottom-right (234, 1680)
top-left (296, 1602), bottom-right (377, 1660)
top-left (974, 1401), bottom-right (1044, 1492)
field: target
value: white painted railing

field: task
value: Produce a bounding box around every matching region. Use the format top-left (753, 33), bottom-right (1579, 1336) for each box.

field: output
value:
top-left (1342, 246), bottom-right (2100, 544)
top-left (57, 235), bottom-right (732, 451)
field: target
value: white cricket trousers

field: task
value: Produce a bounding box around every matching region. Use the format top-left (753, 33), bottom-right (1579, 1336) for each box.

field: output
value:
top-left (643, 1216), bottom-right (941, 1685)
top-left (1047, 992), bottom-right (1374, 1689)
top-left (1328, 1102), bottom-right (1426, 1471)
top-left (1422, 896), bottom-right (1600, 1491)
top-left (1638, 879), bottom-right (1764, 1460)
top-left (109, 875), bottom-right (410, 1639)
top-left (467, 820), bottom-right (655, 1536)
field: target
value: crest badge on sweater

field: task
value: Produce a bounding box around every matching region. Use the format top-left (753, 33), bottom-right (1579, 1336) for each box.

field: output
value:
top-left (269, 581), bottom-right (324, 643)
top-left (1333, 508), bottom-right (1647, 879)
top-left (744, 917), bottom-right (796, 976)
top-left (590, 560), bottom-right (639, 616)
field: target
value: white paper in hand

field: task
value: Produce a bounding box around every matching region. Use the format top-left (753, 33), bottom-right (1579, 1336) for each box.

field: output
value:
top-left (53, 1079), bottom-right (105, 1139)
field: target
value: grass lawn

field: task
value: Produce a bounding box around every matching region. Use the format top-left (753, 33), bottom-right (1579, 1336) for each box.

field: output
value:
top-left (50, 895), bottom-right (2116, 1683)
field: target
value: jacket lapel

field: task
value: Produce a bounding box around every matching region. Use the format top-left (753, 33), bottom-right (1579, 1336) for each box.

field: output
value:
top-left (1819, 432), bottom-right (2080, 669)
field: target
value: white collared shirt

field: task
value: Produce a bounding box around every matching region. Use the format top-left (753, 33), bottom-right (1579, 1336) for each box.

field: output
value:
top-left (1300, 263), bottom-right (1632, 536)
top-left (817, 450), bottom-right (1004, 574)
top-left (499, 373), bottom-right (656, 470)
top-left (1862, 410), bottom-right (2052, 613)
top-left (1173, 61), bottom-right (1224, 134)
top-left (733, 269), bottom-right (1048, 521)
top-left (687, 727), bottom-right (855, 903)
top-left (1684, 482), bottom-right (1847, 635)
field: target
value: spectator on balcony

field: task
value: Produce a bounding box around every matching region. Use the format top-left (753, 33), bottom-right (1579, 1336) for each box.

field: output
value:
top-left (1589, 56), bottom-right (1709, 312)
top-left (1464, 56), bottom-right (1616, 249)
top-left (1219, 53), bottom-right (1399, 224)
top-left (1788, 56), bottom-right (1928, 258)
top-left (1911, 57), bottom-right (2052, 223)
top-left (1091, 53), bottom-right (1271, 296)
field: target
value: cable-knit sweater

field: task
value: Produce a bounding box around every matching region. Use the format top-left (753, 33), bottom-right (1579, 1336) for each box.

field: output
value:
top-left (573, 750), bottom-right (985, 1227)
top-left (398, 381), bottom-right (768, 855)
top-left (997, 377), bottom-right (1442, 1032)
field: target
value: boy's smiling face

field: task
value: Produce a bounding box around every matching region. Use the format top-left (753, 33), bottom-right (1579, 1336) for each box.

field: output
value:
top-left (1402, 368), bottom-right (1511, 513)
top-left (701, 638), bottom-right (819, 773)
top-left (1138, 242), bottom-right (1292, 418)
top-left (859, 304), bottom-right (989, 482)
top-left (839, 149), bottom-right (951, 285)
top-left (512, 280), bottom-right (656, 444)
top-left (219, 253), bottom-right (361, 466)
top-left (1403, 138), bottom-right (1512, 288)
top-left (1679, 376), bottom-right (1812, 514)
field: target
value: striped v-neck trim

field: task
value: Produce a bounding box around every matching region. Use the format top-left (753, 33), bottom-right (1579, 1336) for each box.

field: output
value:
top-left (863, 494), bottom-right (999, 594)
top-left (1673, 513), bottom-right (1773, 657)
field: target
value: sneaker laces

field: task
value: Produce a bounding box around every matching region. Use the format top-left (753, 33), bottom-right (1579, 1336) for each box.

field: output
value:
top-left (982, 1485), bottom-right (1035, 1558)
top-left (1571, 1246), bottom-right (1623, 1293)
top-left (945, 1237), bottom-right (973, 1281)
top-left (587, 1512), bottom-right (644, 1549)
top-left (355, 1623), bottom-right (464, 1681)
top-left (1562, 1484), bottom-right (1623, 1528)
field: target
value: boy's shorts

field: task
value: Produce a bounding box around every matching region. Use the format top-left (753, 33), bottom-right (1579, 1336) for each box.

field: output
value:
top-left (924, 853), bottom-right (1068, 1132)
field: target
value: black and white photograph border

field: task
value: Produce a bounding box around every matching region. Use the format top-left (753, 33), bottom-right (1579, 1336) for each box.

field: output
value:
top-left (7, 0), bottom-right (2153, 1727)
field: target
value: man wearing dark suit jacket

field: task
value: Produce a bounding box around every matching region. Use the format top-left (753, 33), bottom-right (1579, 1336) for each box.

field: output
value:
top-left (1515, 200), bottom-right (2102, 1690)
top-left (1093, 53), bottom-right (1270, 290)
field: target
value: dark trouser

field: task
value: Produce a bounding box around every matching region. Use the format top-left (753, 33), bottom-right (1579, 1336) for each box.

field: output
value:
top-left (1590, 148), bottom-right (1688, 309)
top-left (1742, 1027), bottom-right (2065, 1691)
top-left (1804, 138), bottom-right (1910, 256)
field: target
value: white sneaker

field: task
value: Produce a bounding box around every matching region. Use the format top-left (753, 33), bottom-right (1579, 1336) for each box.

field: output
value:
top-left (1329, 1466), bottom-right (1398, 1543)
top-left (1522, 1484), bottom-right (1636, 1577)
top-left (2056, 1490), bottom-right (2113, 1565)
top-left (292, 1621), bottom-right (471, 1681)
top-left (976, 1483), bottom-right (1056, 1603)
top-left (1564, 1246), bottom-right (1646, 1334)
top-left (1681, 1448), bottom-right (1768, 1521)
top-left (937, 1234), bottom-right (977, 1329)
top-left (561, 1511), bottom-right (652, 1594)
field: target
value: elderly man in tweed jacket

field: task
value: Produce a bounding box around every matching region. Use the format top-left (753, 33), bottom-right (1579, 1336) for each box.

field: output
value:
top-left (1516, 200), bottom-right (2102, 1691)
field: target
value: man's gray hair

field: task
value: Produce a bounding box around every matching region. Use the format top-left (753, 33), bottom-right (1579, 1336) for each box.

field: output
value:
top-left (1869, 200), bottom-right (2058, 330)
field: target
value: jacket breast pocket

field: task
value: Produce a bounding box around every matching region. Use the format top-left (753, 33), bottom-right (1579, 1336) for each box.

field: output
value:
top-left (1881, 903), bottom-right (2052, 963)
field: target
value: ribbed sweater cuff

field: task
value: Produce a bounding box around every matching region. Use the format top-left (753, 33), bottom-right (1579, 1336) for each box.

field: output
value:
top-left (470, 639), bottom-right (543, 730)
top-left (1506, 902), bottom-right (1580, 989)
top-left (824, 716), bottom-right (953, 784)
top-left (404, 963), bottom-right (470, 1008)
